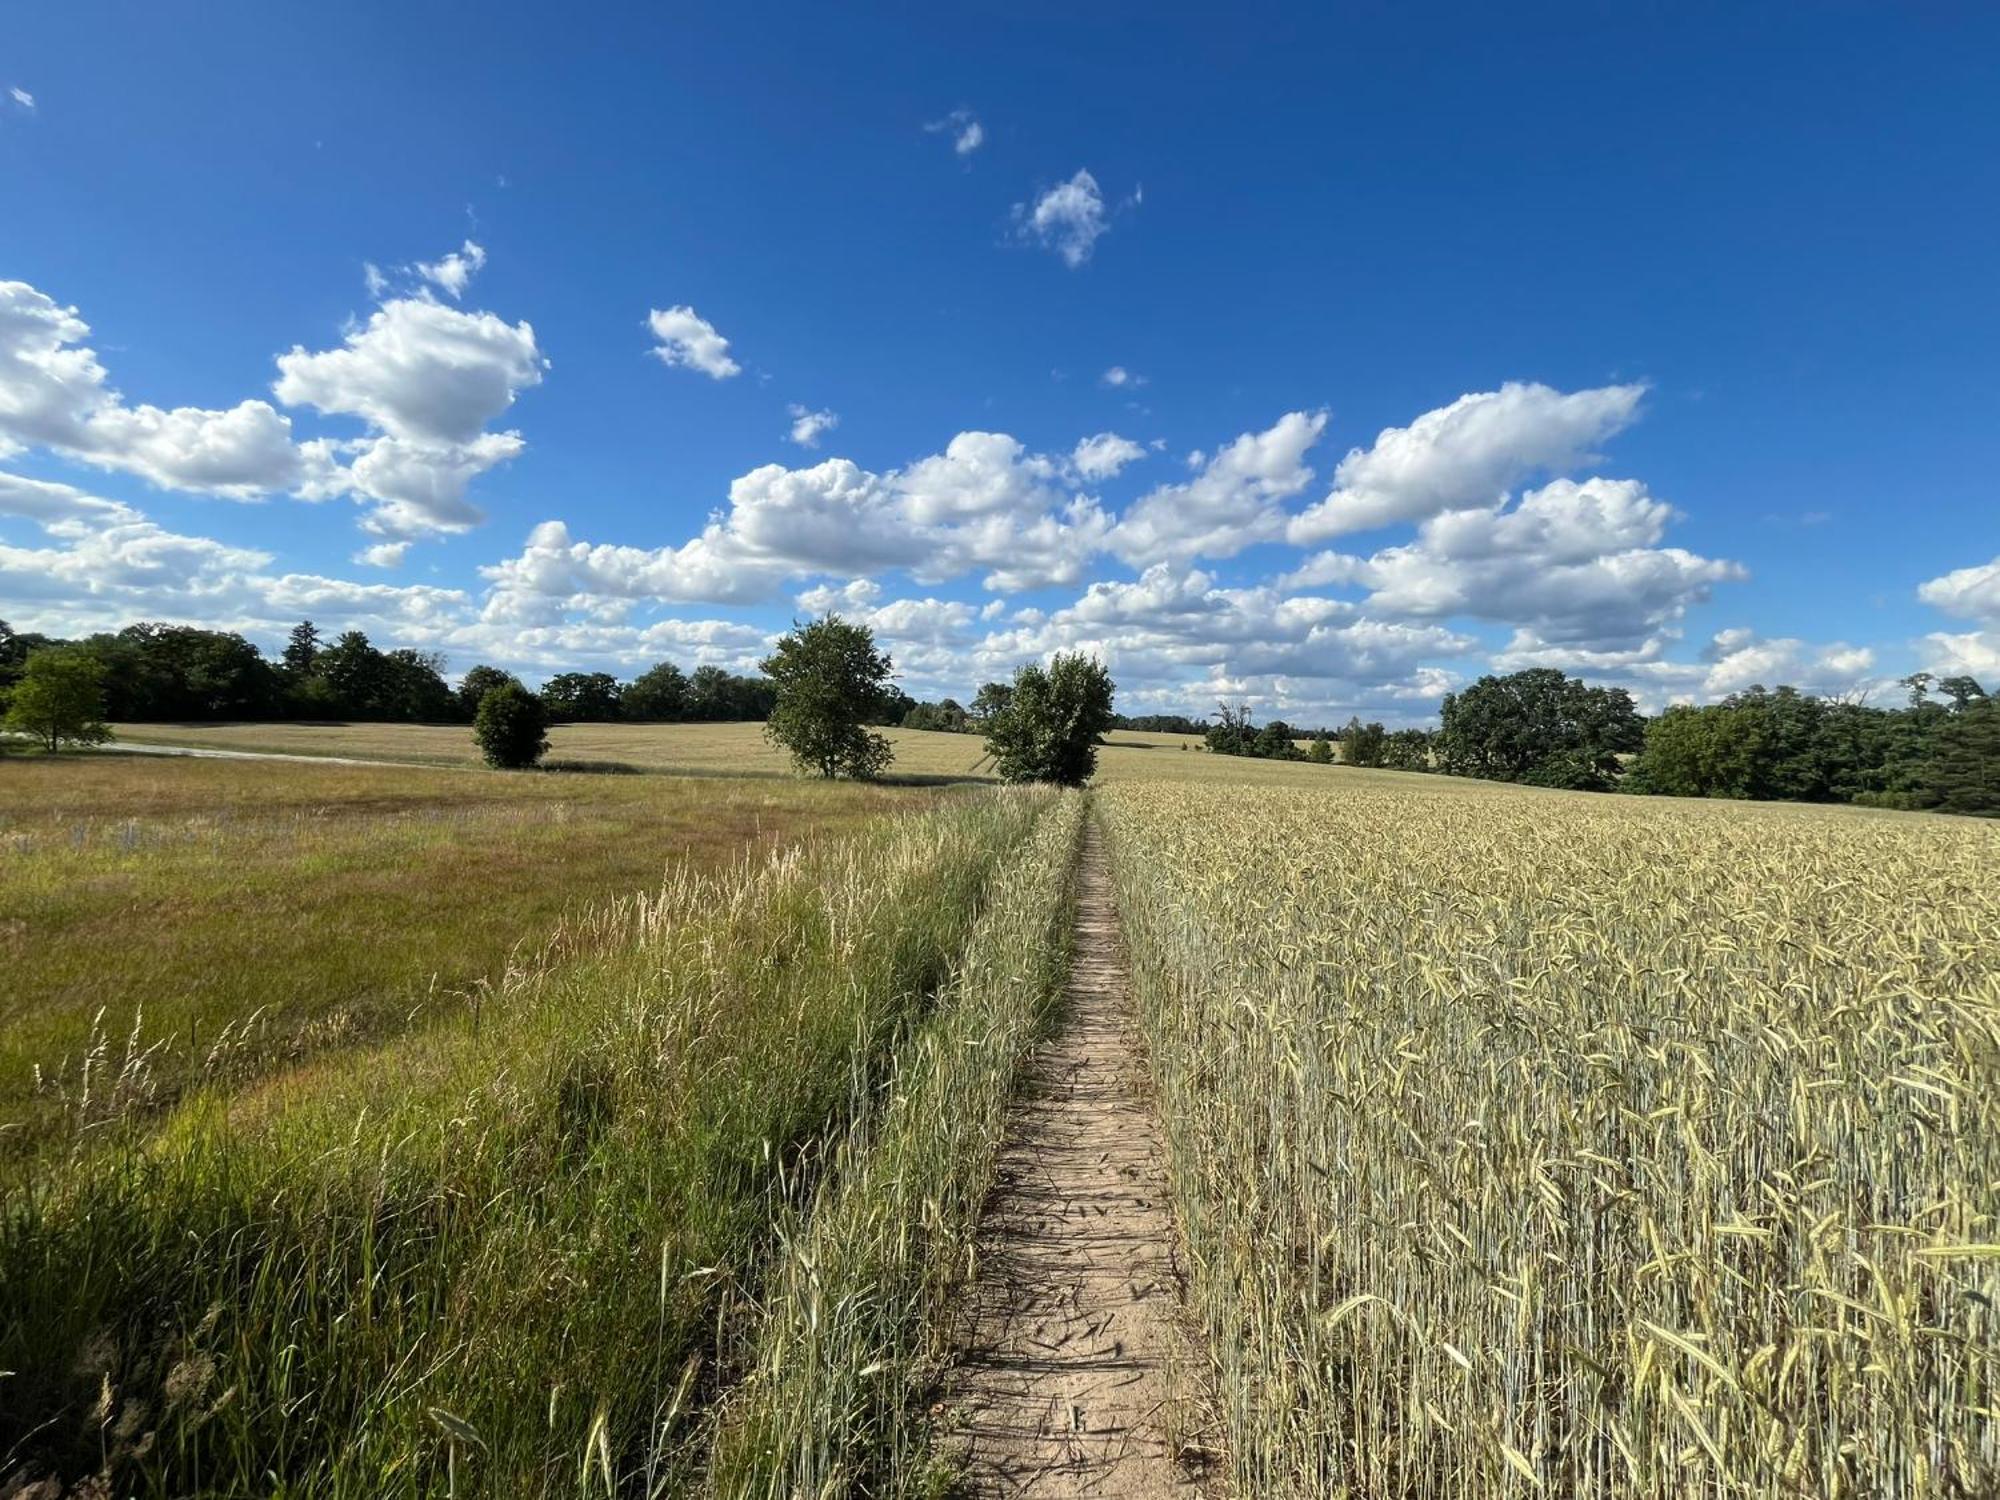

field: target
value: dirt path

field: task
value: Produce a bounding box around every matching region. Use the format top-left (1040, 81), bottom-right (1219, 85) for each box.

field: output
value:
top-left (943, 819), bottom-right (1206, 1497)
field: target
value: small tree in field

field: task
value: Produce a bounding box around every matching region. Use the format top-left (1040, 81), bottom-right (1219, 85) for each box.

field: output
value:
top-left (761, 616), bottom-right (895, 779)
top-left (985, 652), bottom-right (1115, 787)
top-left (3, 649), bottom-right (112, 752)
top-left (474, 681), bottom-right (550, 769)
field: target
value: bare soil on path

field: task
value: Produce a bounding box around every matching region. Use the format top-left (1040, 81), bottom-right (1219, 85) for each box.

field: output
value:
top-left (942, 820), bottom-right (1208, 1498)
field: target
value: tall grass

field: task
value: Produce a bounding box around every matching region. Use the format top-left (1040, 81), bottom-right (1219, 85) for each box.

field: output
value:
top-left (0, 788), bottom-right (1053, 1497)
top-left (1, 755), bottom-right (908, 1156)
top-left (703, 791), bottom-right (1085, 1498)
top-left (1101, 782), bottom-right (2000, 1499)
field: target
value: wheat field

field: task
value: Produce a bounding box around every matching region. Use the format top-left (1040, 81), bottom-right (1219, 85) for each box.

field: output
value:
top-left (1100, 780), bottom-right (2000, 1498)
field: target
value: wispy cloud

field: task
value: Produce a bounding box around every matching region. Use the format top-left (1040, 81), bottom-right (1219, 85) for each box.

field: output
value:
top-left (925, 108), bottom-right (984, 157)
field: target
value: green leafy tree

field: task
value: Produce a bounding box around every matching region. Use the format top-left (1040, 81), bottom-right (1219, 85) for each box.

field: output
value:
top-left (473, 681), bottom-right (550, 769)
top-left (971, 681), bottom-right (1014, 722)
top-left (1254, 719), bottom-right (1301, 760)
top-left (1341, 716), bottom-right (1388, 767)
top-left (985, 652), bottom-right (1116, 786)
top-left (622, 661), bottom-right (689, 721)
top-left (540, 671), bottom-right (624, 723)
top-left (456, 665), bottom-right (519, 720)
top-left (1, 621), bottom-right (64, 690)
top-left (1307, 734), bottom-right (1334, 764)
top-left (1205, 702), bottom-right (1256, 756)
top-left (1382, 727), bottom-right (1433, 772)
top-left (1437, 669), bottom-right (1643, 789)
top-left (3, 648), bottom-right (113, 751)
top-left (760, 616), bottom-right (895, 779)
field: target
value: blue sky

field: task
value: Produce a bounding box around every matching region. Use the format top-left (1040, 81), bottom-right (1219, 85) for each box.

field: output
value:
top-left (3, 2), bottom-right (1997, 721)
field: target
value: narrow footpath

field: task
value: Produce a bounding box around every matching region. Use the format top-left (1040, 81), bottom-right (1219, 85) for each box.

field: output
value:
top-left (943, 820), bottom-right (1206, 1498)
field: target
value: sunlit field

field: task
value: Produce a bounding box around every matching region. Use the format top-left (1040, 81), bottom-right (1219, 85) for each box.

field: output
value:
top-left (1100, 780), bottom-right (2000, 1498)
top-left (1, 775), bottom-right (1078, 1495)
top-left (109, 717), bottom-right (1484, 792)
top-left (0, 754), bottom-right (917, 1158)
top-left (6, 734), bottom-right (1992, 1497)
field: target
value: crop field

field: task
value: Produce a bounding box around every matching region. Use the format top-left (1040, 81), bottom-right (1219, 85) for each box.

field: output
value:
top-left (106, 717), bottom-right (1463, 791)
top-left (3, 748), bottom-right (1994, 1498)
top-left (1101, 780), bottom-right (2000, 1498)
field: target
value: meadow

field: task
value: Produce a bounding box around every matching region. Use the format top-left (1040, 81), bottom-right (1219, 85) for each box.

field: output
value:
top-left (1, 767), bottom-right (1078, 1495)
top-left (3, 732), bottom-right (1994, 1497)
top-left (0, 754), bottom-right (914, 1158)
top-left (106, 717), bottom-right (1486, 792)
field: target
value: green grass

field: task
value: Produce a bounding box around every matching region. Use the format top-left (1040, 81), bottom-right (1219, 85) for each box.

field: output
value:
top-left (0, 786), bottom-right (1059, 1497)
top-left (0, 754), bottom-right (922, 1159)
top-left (703, 792), bottom-right (1085, 1498)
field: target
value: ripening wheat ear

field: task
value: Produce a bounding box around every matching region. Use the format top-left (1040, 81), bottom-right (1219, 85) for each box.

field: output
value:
top-left (1099, 780), bottom-right (2000, 1500)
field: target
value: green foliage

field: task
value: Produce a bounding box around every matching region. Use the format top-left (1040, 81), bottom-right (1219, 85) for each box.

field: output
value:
top-left (472, 681), bottom-right (550, 768)
top-left (1205, 702), bottom-right (1257, 757)
top-left (622, 660), bottom-right (689, 721)
top-left (538, 670), bottom-right (623, 723)
top-left (282, 619), bottom-right (321, 677)
top-left (902, 696), bottom-right (971, 733)
top-left (1254, 719), bottom-right (1302, 760)
top-left (985, 652), bottom-right (1116, 786)
top-left (1924, 698), bottom-right (2000, 816)
top-left (454, 664), bottom-right (519, 720)
top-left (1628, 682), bottom-right (1997, 815)
top-left (688, 663), bottom-right (778, 721)
top-left (70, 623), bottom-right (282, 720)
top-left (1437, 668), bottom-right (1642, 789)
top-left (1207, 704), bottom-right (1311, 762)
top-left (1307, 735), bottom-right (1334, 764)
top-left (761, 615), bottom-right (896, 779)
top-left (705, 794), bottom-right (1083, 1493)
top-left (1, 619), bottom-right (63, 689)
top-left (971, 680), bottom-right (1014, 722)
top-left (1381, 727), bottom-right (1433, 772)
top-left (1340, 716), bottom-right (1388, 767)
top-left (308, 630), bottom-right (456, 721)
top-left (3, 648), bottom-right (112, 751)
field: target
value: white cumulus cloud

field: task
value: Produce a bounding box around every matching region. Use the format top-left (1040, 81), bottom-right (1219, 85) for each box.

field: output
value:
top-left (1288, 381), bottom-right (1647, 542)
top-left (647, 305), bottom-right (741, 379)
top-left (1111, 411), bottom-right (1327, 565)
top-left (415, 240), bottom-right (487, 299)
top-left (0, 280), bottom-right (306, 496)
top-left (787, 404), bottom-right (839, 448)
top-left (1072, 432), bottom-right (1145, 480)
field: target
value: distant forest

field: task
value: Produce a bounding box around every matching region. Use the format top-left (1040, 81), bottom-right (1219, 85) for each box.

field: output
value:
top-left (3, 617), bottom-right (1993, 816)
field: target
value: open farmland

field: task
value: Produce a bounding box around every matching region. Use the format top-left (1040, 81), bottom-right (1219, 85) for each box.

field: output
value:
top-left (107, 717), bottom-right (1474, 792)
top-left (0, 754), bottom-right (915, 1157)
top-left (0, 772), bottom-right (1081, 1496)
top-left (1101, 780), bottom-right (2000, 1498)
top-left (3, 747), bottom-right (1995, 1497)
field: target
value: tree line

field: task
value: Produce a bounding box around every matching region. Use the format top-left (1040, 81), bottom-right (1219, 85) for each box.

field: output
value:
top-left (6, 615), bottom-right (1992, 814)
top-left (1197, 666), bottom-right (1996, 818)
top-left (0, 619), bottom-right (778, 726)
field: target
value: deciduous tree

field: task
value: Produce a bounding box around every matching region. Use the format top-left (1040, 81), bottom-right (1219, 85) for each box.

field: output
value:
top-left (760, 616), bottom-right (895, 779)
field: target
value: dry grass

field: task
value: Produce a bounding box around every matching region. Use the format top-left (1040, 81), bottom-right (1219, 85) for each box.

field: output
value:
top-left (0, 754), bottom-right (919, 1157)
top-left (108, 718), bottom-right (1488, 793)
top-left (1100, 780), bottom-right (2000, 1498)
